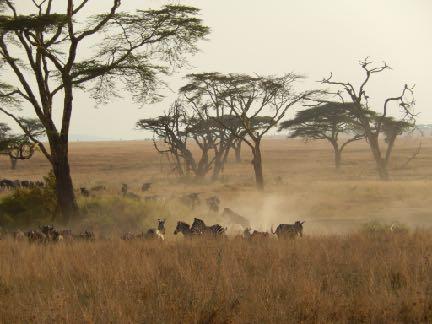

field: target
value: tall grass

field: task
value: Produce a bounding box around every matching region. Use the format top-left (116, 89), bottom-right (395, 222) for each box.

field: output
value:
top-left (1, 231), bottom-right (432, 323)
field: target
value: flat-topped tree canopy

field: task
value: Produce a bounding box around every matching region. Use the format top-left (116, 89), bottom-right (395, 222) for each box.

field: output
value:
top-left (0, 0), bottom-right (209, 222)
top-left (180, 71), bottom-right (319, 190)
top-left (279, 102), bottom-right (363, 140)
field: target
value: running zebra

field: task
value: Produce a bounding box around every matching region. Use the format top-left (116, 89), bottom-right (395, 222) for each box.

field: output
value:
top-left (191, 218), bottom-right (226, 237)
top-left (173, 221), bottom-right (195, 238)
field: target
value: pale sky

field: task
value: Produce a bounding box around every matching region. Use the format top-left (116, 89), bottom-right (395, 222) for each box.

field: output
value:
top-left (2, 0), bottom-right (432, 140)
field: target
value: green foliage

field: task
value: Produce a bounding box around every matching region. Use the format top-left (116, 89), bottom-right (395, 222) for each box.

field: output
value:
top-left (0, 14), bottom-right (67, 32)
top-left (0, 172), bottom-right (56, 229)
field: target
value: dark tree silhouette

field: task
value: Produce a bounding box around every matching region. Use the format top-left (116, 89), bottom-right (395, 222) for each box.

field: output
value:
top-left (279, 102), bottom-right (364, 169)
top-left (0, 1), bottom-right (209, 222)
top-left (319, 58), bottom-right (415, 180)
top-left (180, 73), bottom-right (319, 190)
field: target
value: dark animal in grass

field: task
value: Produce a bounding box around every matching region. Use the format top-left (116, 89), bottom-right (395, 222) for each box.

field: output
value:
top-left (271, 221), bottom-right (304, 239)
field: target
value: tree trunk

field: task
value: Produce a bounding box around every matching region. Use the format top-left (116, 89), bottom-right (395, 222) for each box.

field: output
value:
top-left (252, 141), bottom-right (264, 191)
top-left (331, 141), bottom-right (342, 170)
top-left (234, 141), bottom-right (242, 163)
top-left (9, 156), bottom-right (17, 170)
top-left (368, 134), bottom-right (389, 181)
top-left (51, 144), bottom-right (78, 224)
top-left (334, 150), bottom-right (342, 170)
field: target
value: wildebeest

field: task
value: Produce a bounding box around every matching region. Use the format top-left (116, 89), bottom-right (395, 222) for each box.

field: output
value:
top-left (121, 184), bottom-right (128, 196)
top-left (222, 208), bottom-right (250, 228)
top-left (180, 193), bottom-right (200, 209)
top-left (191, 218), bottom-right (226, 237)
top-left (271, 221), bottom-right (304, 239)
top-left (206, 196), bottom-right (220, 213)
top-left (80, 187), bottom-right (90, 197)
top-left (141, 182), bottom-right (152, 192)
top-left (243, 228), bottom-right (269, 240)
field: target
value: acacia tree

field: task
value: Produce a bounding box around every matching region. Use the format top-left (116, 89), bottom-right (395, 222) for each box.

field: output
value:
top-left (0, 1), bottom-right (209, 222)
top-left (320, 58), bottom-right (415, 180)
top-left (137, 102), bottom-right (215, 178)
top-left (181, 73), bottom-right (319, 190)
top-left (0, 119), bottom-right (44, 169)
top-left (279, 102), bottom-right (364, 169)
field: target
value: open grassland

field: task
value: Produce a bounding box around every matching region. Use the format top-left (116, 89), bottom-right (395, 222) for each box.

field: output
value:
top-left (1, 137), bottom-right (432, 233)
top-left (1, 138), bottom-right (432, 322)
top-left (1, 232), bottom-right (432, 323)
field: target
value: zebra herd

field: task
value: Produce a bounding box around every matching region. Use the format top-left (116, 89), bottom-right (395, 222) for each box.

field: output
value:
top-left (0, 179), bottom-right (44, 190)
top-left (2, 219), bottom-right (304, 243)
top-left (8, 225), bottom-right (95, 243)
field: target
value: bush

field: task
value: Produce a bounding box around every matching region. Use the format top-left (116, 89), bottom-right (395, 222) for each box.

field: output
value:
top-left (0, 172), bottom-right (57, 229)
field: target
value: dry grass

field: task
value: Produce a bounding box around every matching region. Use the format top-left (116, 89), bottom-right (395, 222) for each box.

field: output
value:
top-left (1, 232), bottom-right (432, 323)
top-left (1, 137), bottom-right (432, 322)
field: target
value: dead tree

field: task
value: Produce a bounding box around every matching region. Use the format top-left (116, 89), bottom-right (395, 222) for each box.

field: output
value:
top-left (319, 58), bottom-right (415, 180)
top-left (279, 102), bottom-right (364, 169)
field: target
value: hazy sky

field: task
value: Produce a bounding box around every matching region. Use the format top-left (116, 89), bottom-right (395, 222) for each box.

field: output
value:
top-left (2, 0), bottom-right (432, 140)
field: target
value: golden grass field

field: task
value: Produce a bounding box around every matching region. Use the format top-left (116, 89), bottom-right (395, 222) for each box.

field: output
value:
top-left (1, 137), bottom-right (432, 322)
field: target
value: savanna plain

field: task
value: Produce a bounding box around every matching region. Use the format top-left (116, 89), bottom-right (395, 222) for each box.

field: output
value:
top-left (1, 138), bottom-right (432, 323)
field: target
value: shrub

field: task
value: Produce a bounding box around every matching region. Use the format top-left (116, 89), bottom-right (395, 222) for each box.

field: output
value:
top-left (0, 172), bottom-right (57, 229)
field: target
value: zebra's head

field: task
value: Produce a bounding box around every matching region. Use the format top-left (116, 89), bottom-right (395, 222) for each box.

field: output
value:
top-left (157, 218), bottom-right (166, 234)
top-left (174, 221), bottom-right (190, 235)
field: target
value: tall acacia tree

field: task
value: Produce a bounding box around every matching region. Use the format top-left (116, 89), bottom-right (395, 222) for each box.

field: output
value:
top-left (0, 1), bottom-right (209, 222)
top-left (181, 73), bottom-right (319, 190)
top-left (279, 102), bottom-right (364, 169)
top-left (320, 58), bottom-right (415, 180)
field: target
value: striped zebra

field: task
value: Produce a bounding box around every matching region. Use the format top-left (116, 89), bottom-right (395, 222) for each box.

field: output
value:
top-left (173, 221), bottom-right (195, 238)
top-left (191, 218), bottom-right (226, 237)
top-left (271, 221), bottom-right (304, 239)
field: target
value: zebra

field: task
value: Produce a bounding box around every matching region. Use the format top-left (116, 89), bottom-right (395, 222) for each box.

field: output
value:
top-left (40, 225), bottom-right (64, 241)
top-left (26, 230), bottom-right (48, 243)
top-left (59, 229), bottom-right (73, 240)
top-left (77, 230), bottom-right (95, 241)
top-left (271, 221), bottom-right (304, 239)
top-left (173, 221), bottom-right (197, 238)
top-left (143, 219), bottom-right (166, 240)
top-left (191, 218), bottom-right (226, 237)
